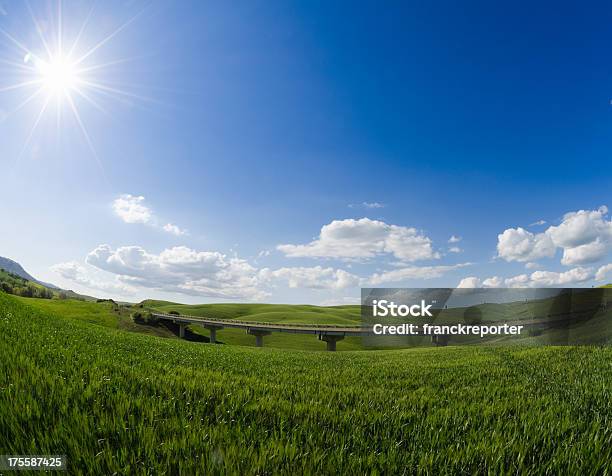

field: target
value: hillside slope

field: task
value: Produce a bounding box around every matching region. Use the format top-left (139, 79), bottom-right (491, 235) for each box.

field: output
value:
top-left (0, 256), bottom-right (58, 289)
top-left (144, 300), bottom-right (362, 325)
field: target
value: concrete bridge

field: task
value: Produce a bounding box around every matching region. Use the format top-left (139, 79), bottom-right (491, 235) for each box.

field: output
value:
top-left (153, 301), bottom-right (610, 350)
top-left (152, 312), bottom-right (372, 351)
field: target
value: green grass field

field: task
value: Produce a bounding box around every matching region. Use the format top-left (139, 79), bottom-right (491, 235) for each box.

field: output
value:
top-left (1, 292), bottom-right (611, 474)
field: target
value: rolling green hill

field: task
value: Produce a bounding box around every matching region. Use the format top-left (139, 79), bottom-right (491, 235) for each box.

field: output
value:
top-left (0, 291), bottom-right (610, 474)
top-left (0, 267), bottom-right (96, 301)
top-left (144, 300), bottom-right (361, 325)
top-left (0, 268), bottom-right (52, 298)
top-left (0, 255), bottom-right (58, 289)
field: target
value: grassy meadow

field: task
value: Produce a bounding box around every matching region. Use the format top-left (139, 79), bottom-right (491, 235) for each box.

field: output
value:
top-left (0, 291), bottom-right (611, 474)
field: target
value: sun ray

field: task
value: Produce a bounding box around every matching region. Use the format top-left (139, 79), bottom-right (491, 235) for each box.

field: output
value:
top-left (14, 93), bottom-right (52, 169)
top-left (78, 79), bottom-right (157, 104)
top-left (57, 0), bottom-right (62, 55)
top-left (72, 85), bottom-right (109, 116)
top-left (68, 2), bottom-right (96, 58)
top-left (0, 26), bottom-right (42, 60)
top-left (0, 58), bottom-right (36, 73)
top-left (65, 91), bottom-right (108, 181)
top-left (0, 79), bottom-right (44, 93)
top-left (75, 8), bottom-right (146, 66)
top-left (25, 0), bottom-right (53, 59)
top-left (8, 86), bottom-right (47, 116)
top-left (75, 54), bottom-right (152, 75)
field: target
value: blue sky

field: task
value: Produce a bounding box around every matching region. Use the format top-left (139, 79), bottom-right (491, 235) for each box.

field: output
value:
top-left (1, 0), bottom-right (611, 304)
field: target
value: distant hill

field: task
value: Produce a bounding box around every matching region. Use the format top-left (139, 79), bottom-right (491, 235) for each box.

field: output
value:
top-left (142, 300), bottom-right (362, 326)
top-left (0, 256), bottom-right (59, 289)
top-left (0, 256), bottom-right (97, 301)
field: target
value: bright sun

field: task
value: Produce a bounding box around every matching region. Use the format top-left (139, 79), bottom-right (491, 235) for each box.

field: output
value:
top-left (35, 55), bottom-right (79, 95)
top-left (0, 1), bottom-right (147, 165)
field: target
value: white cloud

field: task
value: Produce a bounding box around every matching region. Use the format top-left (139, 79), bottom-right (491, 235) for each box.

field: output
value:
top-left (113, 194), bottom-right (189, 236)
top-left (278, 218), bottom-right (440, 262)
top-left (163, 223), bottom-right (188, 236)
top-left (497, 227), bottom-right (556, 262)
top-left (86, 244), bottom-right (268, 300)
top-left (262, 266), bottom-right (360, 290)
top-left (528, 267), bottom-right (594, 287)
top-left (498, 206), bottom-right (612, 266)
top-left (530, 220), bottom-right (547, 226)
top-left (546, 207), bottom-right (612, 265)
top-left (448, 235), bottom-right (462, 243)
top-left (546, 207), bottom-right (609, 247)
top-left (595, 264), bottom-right (612, 282)
top-left (349, 202), bottom-right (386, 209)
top-left (457, 276), bottom-right (506, 288)
top-left (362, 202), bottom-right (385, 209)
top-left (457, 277), bottom-right (480, 288)
top-left (51, 261), bottom-right (134, 295)
top-left (368, 263), bottom-right (470, 285)
top-left (448, 246), bottom-right (462, 253)
top-left (559, 239), bottom-right (608, 266)
top-left (525, 262), bottom-right (539, 269)
top-left (504, 274), bottom-right (531, 287)
top-left (319, 297), bottom-right (361, 306)
top-left (482, 276), bottom-right (504, 288)
top-left (467, 267), bottom-right (595, 288)
top-left (112, 194), bottom-right (152, 224)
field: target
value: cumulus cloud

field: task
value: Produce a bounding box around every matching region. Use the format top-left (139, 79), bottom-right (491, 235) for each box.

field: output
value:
top-left (368, 263), bottom-right (470, 285)
top-left (112, 194), bottom-right (189, 236)
top-left (504, 274), bottom-right (531, 287)
top-left (86, 244), bottom-right (268, 300)
top-left (51, 261), bottom-right (134, 295)
top-left (113, 194), bottom-right (153, 224)
top-left (546, 207), bottom-right (612, 265)
top-left (595, 263), bottom-right (612, 282)
top-left (261, 266), bottom-right (360, 290)
top-left (482, 276), bottom-right (504, 288)
top-left (163, 223), bottom-right (188, 236)
top-left (277, 218), bottom-right (440, 262)
top-left (82, 244), bottom-right (368, 298)
top-left (457, 277), bottom-right (480, 288)
top-left (528, 267), bottom-right (594, 287)
top-left (559, 239), bottom-right (608, 266)
top-left (498, 206), bottom-right (612, 266)
top-left (496, 227), bottom-right (555, 262)
top-left (448, 235), bottom-right (462, 243)
top-left (457, 275), bottom-right (506, 288)
top-left (461, 267), bottom-right (596, 288)
top-left (448, 246), bottom-right (462, 253)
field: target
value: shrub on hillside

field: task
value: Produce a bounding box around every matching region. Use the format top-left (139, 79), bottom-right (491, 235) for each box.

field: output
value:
top-left (132, 311), bottom-right (158, 325)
